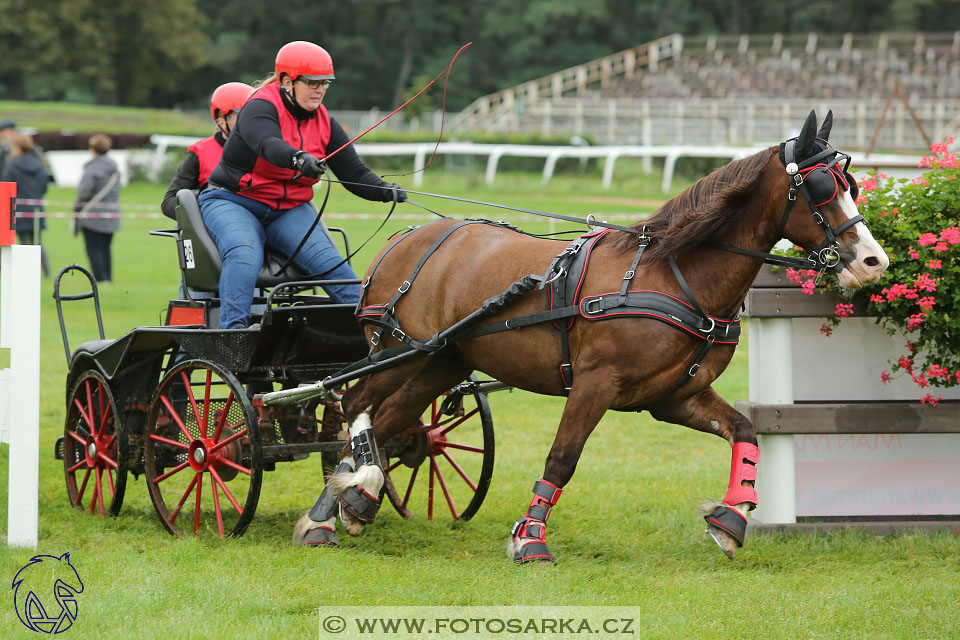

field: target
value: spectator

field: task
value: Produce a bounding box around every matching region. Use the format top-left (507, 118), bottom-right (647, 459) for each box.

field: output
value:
top-left (74, 134), bottom-right (121, 283)
top-left (0, 119), bottom-right (17, 176)
top-left (1, 133), bottom-right (50, 277)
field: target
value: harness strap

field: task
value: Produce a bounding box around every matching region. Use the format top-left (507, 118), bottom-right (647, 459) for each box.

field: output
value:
top-left (619, 233), bottom-right (649, 304)
top-left (667, 256), bottom-right (707, 319)
top-left (640, 336), bottom-right (715, 411)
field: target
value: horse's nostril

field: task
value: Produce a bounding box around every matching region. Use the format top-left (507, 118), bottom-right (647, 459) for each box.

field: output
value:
top-left (864, 256), bottom-right (880, 267)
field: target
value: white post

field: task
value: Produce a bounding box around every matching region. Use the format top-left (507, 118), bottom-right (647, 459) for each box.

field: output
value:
top-left (749, 317), bottom-right (796, 524)
top-left (1, 244), bottom-right (41, 547)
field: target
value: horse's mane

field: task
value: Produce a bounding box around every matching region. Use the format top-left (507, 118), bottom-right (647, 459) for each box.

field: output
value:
top-left (613, 146), bottom-right (777, 260)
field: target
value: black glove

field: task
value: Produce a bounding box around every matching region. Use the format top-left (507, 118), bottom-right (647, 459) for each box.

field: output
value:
top-left (292, 151), bottom-right (324, 179)
top-left (383, 182), bottom-right (407, 203)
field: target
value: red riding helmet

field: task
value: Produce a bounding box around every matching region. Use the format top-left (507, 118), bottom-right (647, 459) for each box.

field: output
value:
top-left (210, 82), bottom-right (253, 121)
top-left (275, 41), bottom-right (335, 82)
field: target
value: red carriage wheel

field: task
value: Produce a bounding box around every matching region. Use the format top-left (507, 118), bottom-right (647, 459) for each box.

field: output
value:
top-left (382, 374), bottom-right (494, 521)
top-left (63, 371), bottom-right (127, 517)
top-left (143, 360), bottom-right (262, 538)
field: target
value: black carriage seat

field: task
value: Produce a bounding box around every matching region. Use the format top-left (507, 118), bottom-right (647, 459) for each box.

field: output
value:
top-left (175, 188), bottom-right (329, 292)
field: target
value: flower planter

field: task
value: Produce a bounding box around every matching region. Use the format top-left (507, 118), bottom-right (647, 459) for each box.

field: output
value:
top-left (736, 265), bottom-right (960, 533)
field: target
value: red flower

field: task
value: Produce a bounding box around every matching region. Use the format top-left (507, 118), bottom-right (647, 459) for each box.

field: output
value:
top-left (929, 259), bottom-right (942, 269)
top-left (909, 246), bottom-right (920, 259)
top-left (819, 323), bottom-right (833, 337)
top-left (920, 393), bottom-right (942, 407)
top-left (918, 232), bottom-right (939, 246)
top-left (880, 371), bottom-right (892, 384)
top-left (933, 241), bottom-right (949, 253)
top-left (940, 227), bottom-right (960, 244)
top-left (917, 296), bottom-right (937, 311)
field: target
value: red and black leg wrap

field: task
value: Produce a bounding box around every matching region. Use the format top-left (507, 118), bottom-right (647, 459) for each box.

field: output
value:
top-left (511, 479), bottom-right (563, 564)
top-left (304, 460), bottom-right (354, 547)
top-left (723, 442), bottom-right (759, 509)
top-left (703, 505), bottom-right (748, 547)
top-left (350, 428), bottom-right (380, 468)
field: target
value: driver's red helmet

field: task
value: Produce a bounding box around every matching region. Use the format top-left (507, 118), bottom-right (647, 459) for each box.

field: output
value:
top-left (275, 41), bottom-right (335, 82)
top-left (210, 82), bottom-right (253, 121)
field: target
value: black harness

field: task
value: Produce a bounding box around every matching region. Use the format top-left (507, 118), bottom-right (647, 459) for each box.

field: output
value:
top-left (345, 138), bottom-right (862, 410)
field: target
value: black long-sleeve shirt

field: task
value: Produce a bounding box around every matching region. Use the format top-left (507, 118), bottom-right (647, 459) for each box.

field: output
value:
top-left (208, 94), bottom-right (394, 204)
top-left (160, 131), bottom-right (227, 219)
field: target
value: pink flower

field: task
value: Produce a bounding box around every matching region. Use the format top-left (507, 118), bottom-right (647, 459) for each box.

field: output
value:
top-left (916, 296), bottom-right (937, 311)
top-left (880, 371), bottom-right (892, 384)
top-left (929, 259), bottom-right (942, 269)
top-left (911, 373), bottom-right (929, 388)
top-left (914, 273), bottom-right (938, 292)
top-left (909, 246), bottom-right (920, 259)
top-left (906, 312), bottom-right (929, 331)
top-left (897, 355), bottom-right (914, 373)
top-left (819, 323), bottom-right (833, 337)
top-left (859, 177), bottom-right (879, 193)
top-left (870, 294), bottom-right (885, 304)
top-left (933, 242), bottom-right (949, 253)
top-left (903, 288), bottom-right (919, 300)
top-left (911, 177), bottom-right (930, 186)
top-left (918, 232), bottom-right (939, 246)
top-left (884, 283), bottom-right (910, 301)
top-left (920, 393), bottom-right (941, 407)
top-left (835, 303), bottom-right (854, 319)
top-left (940, 227), bottom-right (960, 244)
top-left (800, 280), bottom-right (815, 295)
top-left (927, 364), bottom-right (950, 379)
top-left (905, 341), bottom-right (916, 354)
top-left (785, 268), bottom-right (801, 285)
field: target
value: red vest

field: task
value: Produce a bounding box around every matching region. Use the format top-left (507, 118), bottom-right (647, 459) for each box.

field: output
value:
top-left (187, 135), bottom-right (224, 188)
top-left (238, 83), bottom-right (331, 209)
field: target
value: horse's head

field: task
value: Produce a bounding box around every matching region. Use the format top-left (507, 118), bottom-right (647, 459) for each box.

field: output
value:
top-left (777, 110), bottom-right (889, 291)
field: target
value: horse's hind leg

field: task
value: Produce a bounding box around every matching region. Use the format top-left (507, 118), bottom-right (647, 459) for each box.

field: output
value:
top-left (652, 387), bottom-right (758, 559)
top-left (294, 357), bottom-right (430, 547)
top-left (508, 378), bottom-right (613, 564)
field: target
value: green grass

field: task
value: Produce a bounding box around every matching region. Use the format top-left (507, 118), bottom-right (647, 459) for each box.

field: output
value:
top-left (0, 100), bottom-right (212, 137)
top-left (1, 174), bottom-right (958, 639)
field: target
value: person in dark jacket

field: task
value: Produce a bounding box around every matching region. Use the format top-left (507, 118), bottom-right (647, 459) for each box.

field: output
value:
top-left (199, 40), bottom-right (405, 329)
top-left (1, 133), bottom-right (50, 276)
top-left (161, 82), bottom-right (253, 220)
top-left (74, 134), bottom-right (121, 283)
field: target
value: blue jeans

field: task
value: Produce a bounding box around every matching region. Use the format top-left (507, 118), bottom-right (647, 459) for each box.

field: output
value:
top-left (198, 189), bottom-right (360, 328)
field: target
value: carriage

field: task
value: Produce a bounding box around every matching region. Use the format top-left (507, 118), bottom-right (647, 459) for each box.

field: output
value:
top-left (54, 189), bottom-right (500, 538)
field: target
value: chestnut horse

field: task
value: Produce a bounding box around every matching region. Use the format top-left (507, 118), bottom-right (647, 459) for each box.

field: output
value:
top-left (293, 110), bottom-right (888, 561)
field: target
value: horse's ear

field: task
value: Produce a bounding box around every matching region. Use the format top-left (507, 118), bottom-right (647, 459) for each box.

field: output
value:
top-left (817, 109), bottom-right (833, 142)
top-left (59, 552), bottom-right (71, 563)
top-left (796, 109), bottom-right (818, 159)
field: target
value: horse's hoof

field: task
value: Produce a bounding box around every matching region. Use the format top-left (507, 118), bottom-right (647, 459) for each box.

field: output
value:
top-left (705, 524), bottom-right (738, 559)
top-left (507, 538), bottom-right (556, 565)
top-left (339, 484), bottom-right (381, 527)
top-left (293, 512), bottom-right (338, 547)
top-left (703, 504), bottom-right (747, 559)
top-left (339, 502), bottom-right (367, 536)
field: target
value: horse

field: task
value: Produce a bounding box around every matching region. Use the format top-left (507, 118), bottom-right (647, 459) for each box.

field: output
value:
top-left (293, 109), bottom-right (889, 561)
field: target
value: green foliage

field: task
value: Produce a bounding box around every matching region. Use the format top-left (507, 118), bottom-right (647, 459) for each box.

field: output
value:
top-left (852, 141), bottom-right (960, 400)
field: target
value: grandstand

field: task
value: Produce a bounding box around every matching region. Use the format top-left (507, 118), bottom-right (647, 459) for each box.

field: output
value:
top-left (448, 32), bottom-right (960, 151)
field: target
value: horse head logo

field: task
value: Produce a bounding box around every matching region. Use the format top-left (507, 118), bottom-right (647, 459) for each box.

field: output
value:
top-left (12, 552), bottom-right (84, 634)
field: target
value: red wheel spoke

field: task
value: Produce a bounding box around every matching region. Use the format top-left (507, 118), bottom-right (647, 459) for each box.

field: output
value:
top-left (212, 394), bottom-right (233, 442)
top-left (210, 473), bottom-right (224, 537)
top-left (161, 395), bottom-right (195, 442)
top-left (91, 468), bottom-right (105, 516)
top-left (67, 459), bottom-right (87, 473)
top-left (68, 429), bottom-right (87, 445)
top-left (213, 456), bottom-right (251, 476)
top-left (209, 428), bottom-right (248, 453)
top-left (209, 467), bottom-right (243, 515)
top-left (149, 433), bottom-right (190, 450)
top-left (439, 447), bottom-right (477, 491)
top-left (99, 401), bottom-right (113, 438)
top-left (153, 460), bottom-right (190, 484)
top-left (85, 380), bottom-right (96, 436)
top-left (193, 473), bottom-right (203, 536)
top-left (428, 457), bottom-right (436, 519)
top-left (77, 468), bottom-right (92, 506)
top-left (101, 433), bottom-right (116, 450)
top-left (401, 464), bottom-right (419, 508)
top-left (441, 441), bottom-right (484, 454)
top-left (181, 371), bottom-right (203, 437)
top-left (439, 407), bottom-right (480, 436)
top-left (201, 369), bottom-right (212, 438)
top-left (106, 468), bottom-right (115, 497)
top-left (74, 397), bottom-right (94, 434)
top-left (431, 455), bottom-right (459, 519)
top-left (168, 474), bottom-right (199, 523)
top-left (96, 452), bottom-right (119, 470)
top-left (385, 459), bottom-right (403, 473)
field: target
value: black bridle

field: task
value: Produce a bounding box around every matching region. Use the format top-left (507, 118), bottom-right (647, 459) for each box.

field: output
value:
top-left (715, 137), bottom-right (864, 275)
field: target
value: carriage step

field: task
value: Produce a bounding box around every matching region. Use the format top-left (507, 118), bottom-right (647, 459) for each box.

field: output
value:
top-left (54, 435), bottom-right (65, 460)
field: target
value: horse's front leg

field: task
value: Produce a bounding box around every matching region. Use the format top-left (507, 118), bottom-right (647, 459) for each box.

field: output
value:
top-left (508, 379), bottom-right (613, 564)
top-left (652, 387), bottom-right (758, 559)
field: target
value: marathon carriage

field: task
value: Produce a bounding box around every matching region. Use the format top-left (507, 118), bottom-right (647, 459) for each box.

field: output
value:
top-left (55, 189), bottom-right (498, 538)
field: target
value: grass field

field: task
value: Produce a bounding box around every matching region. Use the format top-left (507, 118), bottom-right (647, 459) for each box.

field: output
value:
top-left (1, 173), bottom-right (958, 639)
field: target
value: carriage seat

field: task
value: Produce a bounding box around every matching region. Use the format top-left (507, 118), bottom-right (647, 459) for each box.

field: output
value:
top-left (175, 188), bottom-right (313, 292)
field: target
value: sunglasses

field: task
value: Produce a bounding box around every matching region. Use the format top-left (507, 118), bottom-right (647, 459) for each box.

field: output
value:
top-left (297, 78), bottom-right (332, 89)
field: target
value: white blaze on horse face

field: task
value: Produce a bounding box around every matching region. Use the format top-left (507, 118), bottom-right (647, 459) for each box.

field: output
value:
top-left (835, 190), bottom-right (889, 290)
